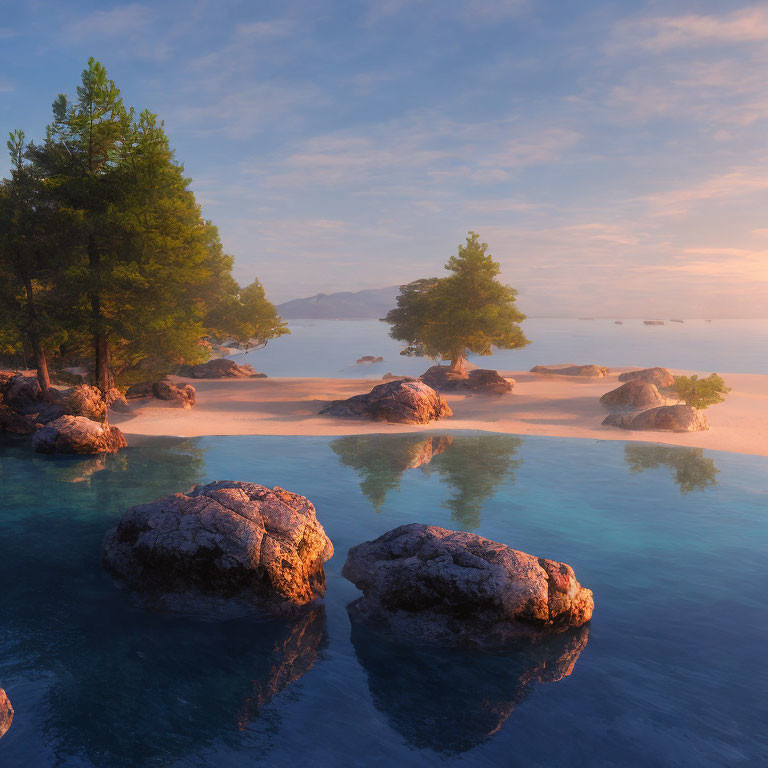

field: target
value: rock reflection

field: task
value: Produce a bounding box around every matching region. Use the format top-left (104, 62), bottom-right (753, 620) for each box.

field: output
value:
top-left (351, 624), bottom-right (588, 755)
top-left (43, 607), bottom-right (327, 767)
top-left (331, 434), bottom-right (454, 511)
top-left (624, 444), bottom-right (718, 493)
top-left (331, 433), bottom-right (523, 528)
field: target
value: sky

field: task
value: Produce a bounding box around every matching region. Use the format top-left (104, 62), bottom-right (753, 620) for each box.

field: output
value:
top-left (2, 1), bottom-right (768, 317)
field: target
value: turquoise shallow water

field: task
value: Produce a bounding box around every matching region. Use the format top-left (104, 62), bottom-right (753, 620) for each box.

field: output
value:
top-left (237, 318), bottom-right (768, 377)
top-left (0, 432), bottom-right (766, 766)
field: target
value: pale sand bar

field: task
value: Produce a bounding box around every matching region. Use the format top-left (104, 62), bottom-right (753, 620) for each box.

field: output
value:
top-left (112, 368), bottom-right (768, 458)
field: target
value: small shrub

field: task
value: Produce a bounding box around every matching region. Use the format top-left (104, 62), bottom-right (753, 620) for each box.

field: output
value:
top-left (671, 374), bottom-right (731, 410)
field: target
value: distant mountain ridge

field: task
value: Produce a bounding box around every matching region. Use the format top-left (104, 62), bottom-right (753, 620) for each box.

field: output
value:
top-left (276, 286), bottom-right (400, 319)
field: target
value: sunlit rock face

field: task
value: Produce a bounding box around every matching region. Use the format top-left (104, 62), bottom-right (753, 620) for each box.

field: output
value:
top-left (600, 380), bottom-right (665, 411)
top-left (618, 367), bottom-right (674, 388)
top-left (343, 523), bottom-right (593, 648)
top-left (0, 688), bottom-right (13, 740)
top-left (32, 415), bottom-right (128, 454)
top-left (603, 404), bottom-right (708, 432)
top-left (320, 378), bottom-right (453, 424)
top-left (421, 366), bottom-right (514, 394)
top-left (152, 380), bottom-right (196, 409)
top-left (530, 364), bottom-right (609, 377)
top-left (351, 623), bottom-right (589, 755)
top-left (103, 481), bottom-right (334, 613)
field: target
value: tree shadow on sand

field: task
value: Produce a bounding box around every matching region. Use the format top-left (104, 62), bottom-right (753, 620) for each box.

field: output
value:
top-left (624, 444), bottom-right (718, 494)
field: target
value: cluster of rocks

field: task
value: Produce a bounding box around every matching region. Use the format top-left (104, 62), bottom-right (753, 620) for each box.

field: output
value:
top-left (530, 364), bottom-right (609, 377)
top-left (188, 358), bottom-right (265, 379)
top-left (600, 367), bottom-right (707, 432)
top-left (101, 481), bottom-right (594, 649)
top-left (0, 373), bottom-right (129, 453)
top-left (420, 366), bottom-right (514, 395)
top-left (320, 378), bottom-right (453, 425)
top-left (126, 379), bottom-right (196, 409)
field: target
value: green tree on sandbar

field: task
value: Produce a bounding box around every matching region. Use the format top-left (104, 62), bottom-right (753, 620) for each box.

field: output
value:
top-left (384, 232), bottom-right (529, 373)
top-left (671, 374), bottom-right (730, 410)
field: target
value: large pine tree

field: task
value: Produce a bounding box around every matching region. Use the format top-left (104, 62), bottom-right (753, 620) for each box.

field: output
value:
top-left (385, 231), bottom-right (529, 372)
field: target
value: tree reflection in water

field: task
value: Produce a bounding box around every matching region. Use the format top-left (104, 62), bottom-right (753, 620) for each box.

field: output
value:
top-left (624, 444), bottom-right (718, 494)
top-left (330, 434), bottom-right (454, 511)
top-left (351, 623), bottom-right (589, 755)
top-left (331, 433), bottom-right (523, 529)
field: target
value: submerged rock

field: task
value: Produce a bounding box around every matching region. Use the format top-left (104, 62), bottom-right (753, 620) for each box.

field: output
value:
top-left (530, 364), bottom-right (609, 377)
top-left (617, 367), bottom-right (675, 388)
top-left (320, 378), bottom-right (452, 425)
top-left (32, 415), bottom-right (128, 454)
top-left (190, 358), bottom-right (264, 379)
top-left (0, 688), bottom-right (12, 740)
top-left (603, 404), bottom-right (708, 432)
top-left (600, 380), bottom-right (665, 411)
top-left (153, 380), bottom-right (196, 409)
top-left (343, 523), bottom-right (593, 647)
top-left (352, 623), bottom-right (589, 755)
top-left (421, 366), bottom-right (514, 395)
top-left (102, 480), bottom-right (334, 612)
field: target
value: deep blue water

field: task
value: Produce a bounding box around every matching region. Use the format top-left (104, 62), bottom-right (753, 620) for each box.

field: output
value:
top-left (0, 433), bottom-right (766, 767)
top-left (237, 318), bottom-right (768, 377)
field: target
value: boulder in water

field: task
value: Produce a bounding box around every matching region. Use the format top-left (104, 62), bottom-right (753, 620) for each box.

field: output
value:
top-left (600, 380), bottom-right (665, 411)
top-left (102, 480), bottom-right (334, 612)
top-left (530, 364), bottom-right (609, 377)
top-left (617, 367), bottom-right (674, 388)
top-left (0, 688), bottom-right (12, 740)
top-left (32, 415), bottom-right (128, 454)
top-left (343, 523), bottom-right (593, 647)
top-left (356, 355), bottom-right (384, 364)
top-left (603, 404), bottom-right (708, 432)
top-left (320, 378), bottom-right (452, 425)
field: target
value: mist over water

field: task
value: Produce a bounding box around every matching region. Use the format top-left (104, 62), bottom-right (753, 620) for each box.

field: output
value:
top-left (237, 318), bottom-right (768, 378)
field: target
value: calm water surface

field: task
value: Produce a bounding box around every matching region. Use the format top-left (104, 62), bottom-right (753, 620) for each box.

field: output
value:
top-left (0, 433), bottom-right (766, 767)
top-left (237, 318), bottom-right (768, 377)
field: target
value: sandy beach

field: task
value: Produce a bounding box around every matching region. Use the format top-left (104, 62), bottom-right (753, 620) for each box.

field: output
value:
top-left (111, 368), bottom-right (768, 458)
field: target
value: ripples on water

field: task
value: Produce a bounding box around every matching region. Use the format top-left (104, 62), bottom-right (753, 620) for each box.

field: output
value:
top-left (0, 433), bottom-right (766, 766)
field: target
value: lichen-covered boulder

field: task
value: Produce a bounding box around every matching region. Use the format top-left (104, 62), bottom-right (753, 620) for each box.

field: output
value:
top-left (153, 380), bottom-right (196, 409)
top-left (600, 380), bottom-right (665, 411)
top-left (190, 358), bottom-right (264, 379)
top-left (618, 367), bottom-right (675, 388)
top-left (102, 481), bottom-right (334, 612)
top-left (32, 415), bottom-right (128, 454)
top-left (65, 384), bottom-right (106, 420)
top-left (0, 688), bottom-right (12, 740)
top-left (602, 404), bottom-right (708, 432)
top-left (343, 523), bottom-right (593, 647)
top-left (530, 364), bottom-right (609, 377)
top-left (320, 378), bottom-right (452, 425)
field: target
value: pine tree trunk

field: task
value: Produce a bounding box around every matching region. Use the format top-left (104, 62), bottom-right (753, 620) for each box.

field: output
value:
top-left (449, 355), bottom-right (466, 374)
top-left (21, 273), bottom-right (51, 390)
top-left (94, 333), bottom-right (112, 394)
